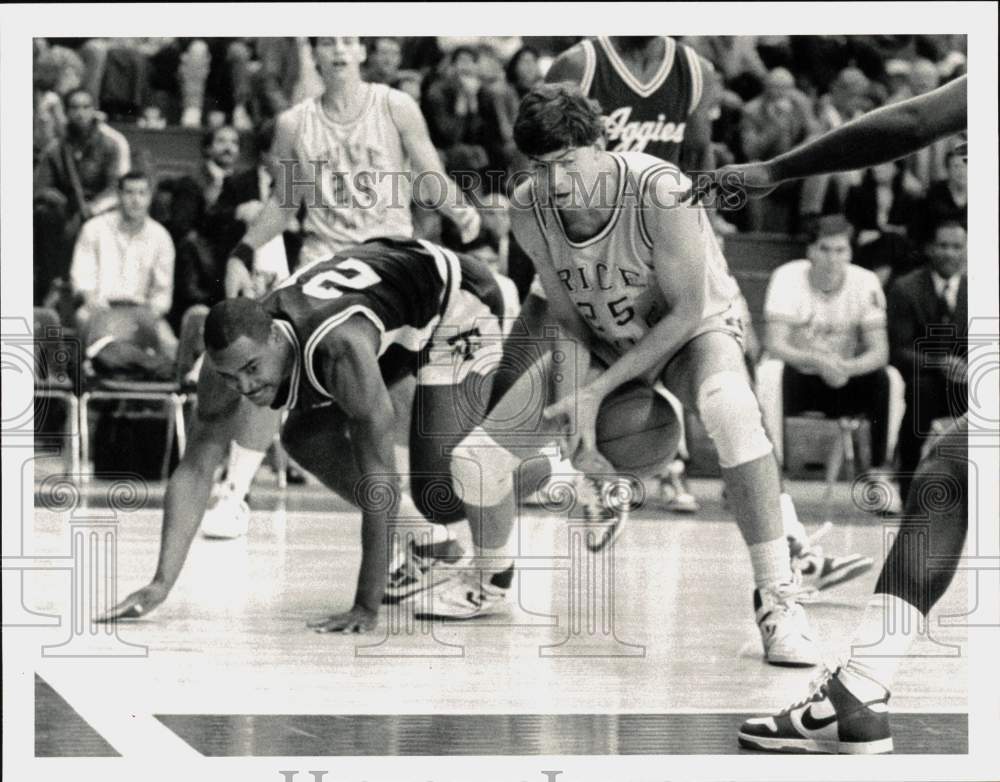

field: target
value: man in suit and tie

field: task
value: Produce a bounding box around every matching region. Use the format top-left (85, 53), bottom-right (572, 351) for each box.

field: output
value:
top-left (887, 218), bottom-right (967, 503)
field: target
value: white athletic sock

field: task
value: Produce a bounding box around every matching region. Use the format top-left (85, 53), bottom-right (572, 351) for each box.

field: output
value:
top-left (429, 523), bottom-right (455, 545)
top-left (749, 537), bottom-right (794, 592)
top-left (780, 492), bottom-right (808, 545)
top-left (847, 593), bottom-right (924, 691)
top-left (221, 441), bottom-right (266, 500)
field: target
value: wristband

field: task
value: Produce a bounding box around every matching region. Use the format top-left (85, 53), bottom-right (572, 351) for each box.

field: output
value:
top-left (231, 241), bottom-right (255, 270)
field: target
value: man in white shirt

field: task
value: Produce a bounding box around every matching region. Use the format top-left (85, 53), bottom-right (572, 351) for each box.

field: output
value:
top-left (71, 170), bottom-right (177, 357)
top-left (764, 214), bottom-right (893, 470)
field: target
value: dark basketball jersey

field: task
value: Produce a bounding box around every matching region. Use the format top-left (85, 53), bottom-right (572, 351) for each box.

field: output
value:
top-left (577, 36), bottom-right (707, 165)
top-left (263, 237), bottom-right (505, 411)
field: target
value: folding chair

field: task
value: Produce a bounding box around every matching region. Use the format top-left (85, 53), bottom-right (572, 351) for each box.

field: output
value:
top-left (79, 374), bottom-right (189, 481)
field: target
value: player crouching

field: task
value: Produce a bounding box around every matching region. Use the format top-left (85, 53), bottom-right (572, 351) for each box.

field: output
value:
top-left (414, 83), bottom-right (821, 668)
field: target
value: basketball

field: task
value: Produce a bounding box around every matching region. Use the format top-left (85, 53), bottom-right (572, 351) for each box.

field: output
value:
top-left (595, 382), bottom-right (682, 477)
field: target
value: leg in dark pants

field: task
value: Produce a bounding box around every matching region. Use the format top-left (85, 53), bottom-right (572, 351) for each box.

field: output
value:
top-left (897, 371), bottom-right (967, 504)
top-left (782, 366), bottom-right (892, 468)
top-left (409, 371), bottom-right (495, 529)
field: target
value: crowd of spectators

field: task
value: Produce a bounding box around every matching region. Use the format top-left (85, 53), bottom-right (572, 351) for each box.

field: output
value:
top-left (31, 35), bottom-right (969, 499)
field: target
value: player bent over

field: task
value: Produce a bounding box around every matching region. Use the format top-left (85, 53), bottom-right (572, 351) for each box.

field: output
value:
top-left (423, 83), bottom-right (821, 667)
top-left (98, 237), bottom-right (517, 632)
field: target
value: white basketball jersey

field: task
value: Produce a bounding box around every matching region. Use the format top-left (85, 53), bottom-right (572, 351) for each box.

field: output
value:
top-left (531, 151), bottom-right (738, 360)
top-left (286, 83), bottom-right (413, 263)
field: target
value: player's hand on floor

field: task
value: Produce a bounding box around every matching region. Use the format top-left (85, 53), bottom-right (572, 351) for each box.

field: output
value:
top-left (95, 582), bottom-right (169, 622)
top-left (308, 605), bottom-right (377, 634)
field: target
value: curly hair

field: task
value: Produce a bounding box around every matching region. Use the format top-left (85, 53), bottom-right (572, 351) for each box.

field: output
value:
top-left (513, 82), bottom-right (604, 157)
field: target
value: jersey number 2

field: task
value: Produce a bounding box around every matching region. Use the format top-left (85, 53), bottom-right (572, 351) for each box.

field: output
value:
top-left (302, 259), bottom-right (382, 299)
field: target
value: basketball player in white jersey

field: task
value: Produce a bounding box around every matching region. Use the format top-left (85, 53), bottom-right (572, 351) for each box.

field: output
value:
top-left (489, 35), bottom-right (718, 531)
top-left (428, 83), bottom-right (820, 668)
top-left (506, 38), bottom-right (862, 591)
top-left (201, 37), bottom-right (485, 544)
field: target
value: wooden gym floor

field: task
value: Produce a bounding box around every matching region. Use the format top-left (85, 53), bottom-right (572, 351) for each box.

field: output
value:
top-left (23, 462), bottom-right (969, 757)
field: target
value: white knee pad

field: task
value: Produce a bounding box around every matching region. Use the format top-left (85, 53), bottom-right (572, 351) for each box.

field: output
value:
top-left (697, 370), bottom-right (773, 469)
top-left (451, 427), bottom-right (520, 507)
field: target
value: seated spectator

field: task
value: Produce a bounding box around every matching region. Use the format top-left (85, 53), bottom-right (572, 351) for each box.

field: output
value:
top-left (363, 37), bottom-right (403, 85)
top-left (800, 67), bottom-right (872, 216)
top-left (764, 215), bottom-right (893, 473)
top-left (476, 46), bottom-right (520, 184)
top-left (895, 59), bottom-right (950, 195)
top-left (209, 119), bottom-right (293, 294)
top-left (393, 69), bottom-right (423, 102)
top-left (34, 87), bottom-right (131, 306)
top-left (505, 45), bottom-right (542, 100)
top-left (684, 35), bottom-right (769, 101)
top-left (70, 171), bottom-right (176, 359)
top-left (845, 161), bottom-right (922, 286)
top-left (914, 146), bottom-right (967, 243)
top-left (888, 220), bottom-right (967, 504)
top-left (739, 68), bottom-right (818, 232)
top-left (167, 125), bottom-right (240, 243)
top-left (421, 46), bottom-right (489, 165)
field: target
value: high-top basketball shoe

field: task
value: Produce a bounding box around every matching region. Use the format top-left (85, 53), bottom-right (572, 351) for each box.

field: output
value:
top-left (738, 662), bottom-right (893, 754)
top-left (755, 580), bottom-right (821, 667)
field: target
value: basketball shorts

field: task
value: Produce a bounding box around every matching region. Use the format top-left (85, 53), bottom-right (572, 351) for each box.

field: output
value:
top-left (418, 270), bottom-right (520, 386)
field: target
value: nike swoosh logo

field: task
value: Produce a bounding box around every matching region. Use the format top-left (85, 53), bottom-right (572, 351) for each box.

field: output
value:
top-left (800, 705), bottom-right (838, 731)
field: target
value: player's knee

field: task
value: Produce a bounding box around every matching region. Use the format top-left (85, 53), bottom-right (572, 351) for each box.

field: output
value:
top-left (696, 370), bottom-right (772, 469)
top-left (450, 427), bottom-right (519, 507)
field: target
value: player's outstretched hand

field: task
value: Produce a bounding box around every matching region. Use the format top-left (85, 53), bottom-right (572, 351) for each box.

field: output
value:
top-left (95, 582), bottom-right (169, 622)
top-left (225, 257), bottom-right (256, 298)
top-left (308, 605), bottom-right (378, 634)
top-left (712, 161), bottom-right (781, 202)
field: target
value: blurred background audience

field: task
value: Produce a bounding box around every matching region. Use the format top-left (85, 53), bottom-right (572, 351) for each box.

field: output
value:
top-left (31, 35), bottom-right (971, 497)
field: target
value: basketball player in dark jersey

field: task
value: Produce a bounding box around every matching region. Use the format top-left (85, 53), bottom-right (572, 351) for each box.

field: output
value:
top-left (97, 238), bottom-right (517, 633)
top-left (732, 75), bottom-right (973, 753)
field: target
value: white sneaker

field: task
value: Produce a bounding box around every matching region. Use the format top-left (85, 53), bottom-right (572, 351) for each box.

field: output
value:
top-left (739, 662), bottom-right (893, 754)
top-left (180, 106), bottom-right (202, 128)
top-left (415, 566), bottom-right (512, 620)
top-left (791, 522), bottom-right (875, 596)
top-left (660, 459), bottom-right (700, 513)
top-left (755, 581), bottom-right (821, 667)
top-left (201, 494), bottom-right (250, 539)
top-left (570, 473), bottom-right (631, 553)
top-left (382, 538), bottom-right (464, 604)
top-left (232, 104), bottom-right (254, 131)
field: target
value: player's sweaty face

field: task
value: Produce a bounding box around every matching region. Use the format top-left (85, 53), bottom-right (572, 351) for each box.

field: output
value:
top-left (208, 334), bottom-right (285, 407)
top-left (530, 149), bottom-right (586, 207)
